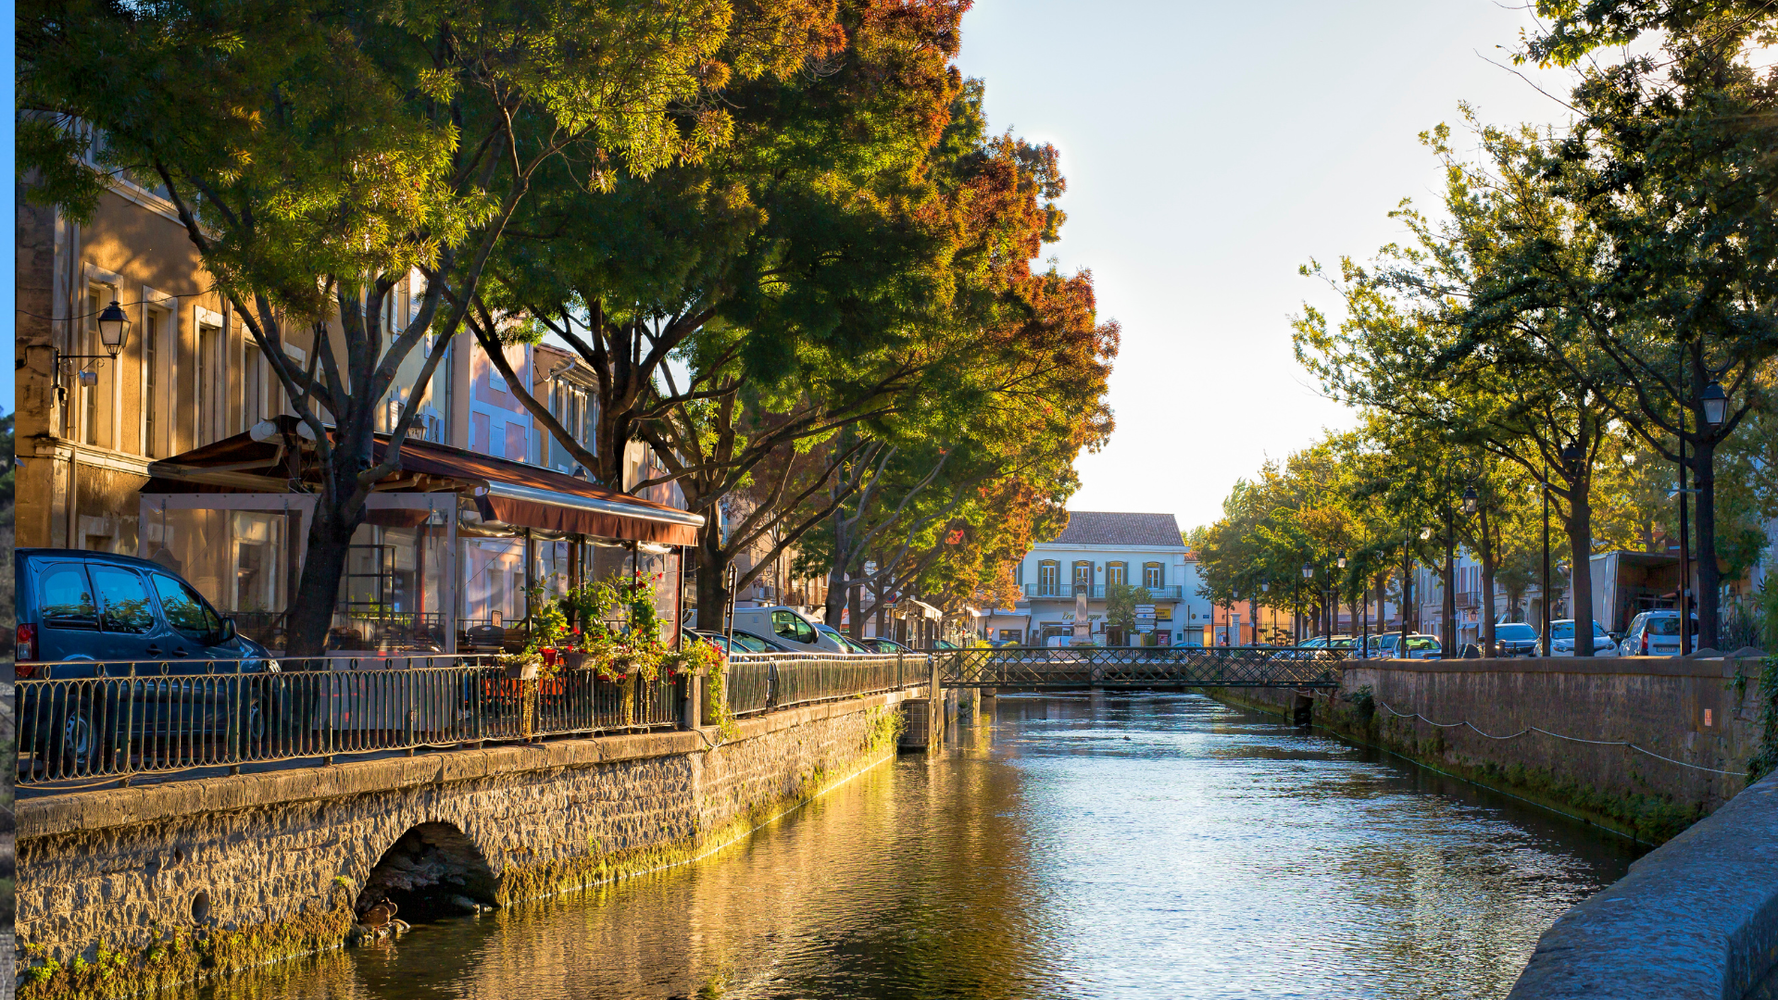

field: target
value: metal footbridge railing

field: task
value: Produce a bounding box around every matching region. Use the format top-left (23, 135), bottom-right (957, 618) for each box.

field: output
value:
top-left (939, 646), bottom-right (1343, 689)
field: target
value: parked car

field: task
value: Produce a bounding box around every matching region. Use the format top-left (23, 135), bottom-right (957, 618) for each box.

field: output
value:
top-left (861, 637), bottom-right (915, 654)
top-left (1547, 619), bottom-right (1614, 657)
top-left (815, 624), bottom-right (875, 655)
top-left (728, 606), bottom-right (848, 653)
top-left (1489, 622), bottom-right (1540, 657)
top-left (1618, 611), bottom-right (1698, 657)
top-left (1393, 634), bottom-right (1444, 659)
top-left (16, 547), bottom-right (281, 774)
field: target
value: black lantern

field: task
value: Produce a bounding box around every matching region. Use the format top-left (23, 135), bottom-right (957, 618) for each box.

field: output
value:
top-left (1700, 380), bottom-right (1727, 429)
top-left (96, 299), bottom-right (130, 355)
top-left (1562, 443), bottom-right (1583, 468)
top-left (1336, 551), bottom-right (1348, 570)
top-left (1462, 485), bottom-right (1478, 515)
top-left (1301, 564), bottom-right (1313, 580)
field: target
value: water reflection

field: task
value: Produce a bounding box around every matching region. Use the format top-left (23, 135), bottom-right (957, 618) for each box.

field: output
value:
top-left (193, 693), bottom-right (1636, 1000)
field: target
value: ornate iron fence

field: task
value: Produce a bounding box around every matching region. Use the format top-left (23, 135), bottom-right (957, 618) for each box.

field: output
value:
top-left (15, 655), bottom-right (683, 788)
top-left (939, 645), bottom-right (1343, 689)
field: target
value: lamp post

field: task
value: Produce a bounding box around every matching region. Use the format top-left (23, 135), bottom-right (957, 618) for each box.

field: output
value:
top-left (1298, 563), bottom-right (1313, 645)
top-left (56, 299), bottom-right (131, 418)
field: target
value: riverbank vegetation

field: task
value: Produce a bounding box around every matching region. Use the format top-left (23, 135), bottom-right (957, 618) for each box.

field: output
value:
top-left (1196, 2), bottom-right (1778, 652)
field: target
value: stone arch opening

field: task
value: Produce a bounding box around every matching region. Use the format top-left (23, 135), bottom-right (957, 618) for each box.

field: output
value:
top-left (356, 822), bottom-right (499, 924)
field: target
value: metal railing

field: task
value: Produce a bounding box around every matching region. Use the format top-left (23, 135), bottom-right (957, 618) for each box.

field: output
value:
top-left (16, 654), bottom-right (682, 788)
top-left (724, 652), bottom-right (926, 717)
top-left (17, 651), bottom-right (933, 790)
top-left (1022, 584), bottom-right (1186, 600)
top-left (940, 645), bottom-right (1344, 688)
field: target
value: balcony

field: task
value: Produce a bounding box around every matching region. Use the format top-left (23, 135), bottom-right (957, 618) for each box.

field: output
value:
top-left (1023, 584), bottom-right (1183, 600)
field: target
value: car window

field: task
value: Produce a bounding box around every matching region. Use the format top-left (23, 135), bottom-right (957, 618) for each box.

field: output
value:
top-left (1551, 623), bottom-right (1575, 639)
top-left (772, 611), bottom-right (816, 644)
top-left (730, 632), bottom-right (771, 653)
top-left (1497, 624), bottom-right (1538, 640)
top-left (151, 573), bottom-right (221, 640)
top-left (1407, 637), bottom-right (1438, 650)
top-left (39, 564), bottom-right (99, 629)
top-left (1647, 616), bottom-right (1682, 636)
top-left (92, 566), bottom-right (157, 634)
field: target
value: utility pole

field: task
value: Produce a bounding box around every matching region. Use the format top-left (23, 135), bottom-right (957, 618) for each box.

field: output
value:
top-left (1677, 345), bottom-right (1692, 656)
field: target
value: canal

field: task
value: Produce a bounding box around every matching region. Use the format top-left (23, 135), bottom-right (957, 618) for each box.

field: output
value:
top-left (196, 693), bottom-right (1641, 1000)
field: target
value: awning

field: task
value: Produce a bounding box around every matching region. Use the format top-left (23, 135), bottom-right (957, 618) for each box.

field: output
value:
top-left (907, 600), bottom-right (943, 620)
top-left (145, 416), bottom-right (704, 546)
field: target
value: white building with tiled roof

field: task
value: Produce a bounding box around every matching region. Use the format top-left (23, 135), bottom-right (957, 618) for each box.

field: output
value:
top-left (988, 510), bottom-right (1210, 646)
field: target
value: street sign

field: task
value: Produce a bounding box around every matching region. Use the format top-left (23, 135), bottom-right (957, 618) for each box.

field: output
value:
top-left (1135, 604), bottom-right (1155, 616)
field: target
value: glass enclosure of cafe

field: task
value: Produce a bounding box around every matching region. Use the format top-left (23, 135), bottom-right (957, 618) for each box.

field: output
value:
top-left (139, 420), bottom-right (702, 655)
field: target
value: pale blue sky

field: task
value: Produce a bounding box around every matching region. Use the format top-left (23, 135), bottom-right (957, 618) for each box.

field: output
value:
top-left (953, 1), bottom-right (1581, 530)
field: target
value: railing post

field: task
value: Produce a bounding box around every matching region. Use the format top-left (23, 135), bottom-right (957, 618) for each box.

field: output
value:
top-left (928, 653), bottom-right (943, 749)
top-left (683, 671), bottom-right (703, 730)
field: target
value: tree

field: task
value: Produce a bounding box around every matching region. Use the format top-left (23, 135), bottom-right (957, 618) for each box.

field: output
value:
top-left (20, 0), bottom-right (835, 653)
top-left (1522, 3), bottom-right (1778, 645)
top-left (1104, 583), bottom-right (1153, 641)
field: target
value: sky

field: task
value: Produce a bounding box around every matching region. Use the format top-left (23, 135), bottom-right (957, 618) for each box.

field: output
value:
top-left (952, 1), bottom-right (1584, 531)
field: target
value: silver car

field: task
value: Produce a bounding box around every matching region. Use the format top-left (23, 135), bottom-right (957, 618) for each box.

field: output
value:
top-left (1548, 619), bottom-right (1611, 657)
top-left (1618, 611), bottom-right (1697, 657)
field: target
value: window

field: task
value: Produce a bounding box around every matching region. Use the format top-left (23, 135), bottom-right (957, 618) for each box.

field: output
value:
top-left (39, 565), bottom-right (98, 629)
top-left (84, 286), bottom-right (104, 445)
top-left (152, 573), bottom-right (221, 640)
top-left (144, 312), bottom-right (161, 457)
top-left (772, 610), bottom-right (816, 645)
top-left (92, 566), bottom-right (156, 634)
top-left (1143, 562), bottom-right (1164, 589)
top-left (244, 343), bottom-right (263, 429)
top-left (1106, 562), bottom-right (1128, 587)
top-left (198, 322), bottom-right (220, 445)
top-left (1072, 561), bottom-right (1093, 595)
top-left (1038, 561), bottom-right (1060, 596)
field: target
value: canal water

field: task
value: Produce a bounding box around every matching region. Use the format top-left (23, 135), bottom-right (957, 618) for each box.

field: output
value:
top-left (197, 694), bottom-right (1640, 1000)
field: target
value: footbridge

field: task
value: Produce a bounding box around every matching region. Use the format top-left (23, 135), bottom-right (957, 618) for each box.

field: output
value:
top-left (938, 646), bottom-right (1342, 690)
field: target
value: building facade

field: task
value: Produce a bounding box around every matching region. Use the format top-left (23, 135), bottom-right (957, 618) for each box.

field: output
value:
top-left (1006, 511), bottom-right (1199, 645)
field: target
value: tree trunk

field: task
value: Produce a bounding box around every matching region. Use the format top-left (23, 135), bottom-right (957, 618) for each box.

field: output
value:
top-left (694, 526), bottom-right (731, 632)
top-left (1693, 436), bottom-right (1721, 649)
top-left (1566, 488), bottom-right (1599, 656)
top-left (1442, 520), bottom-right (1456, 655)
top-left (1480, 508), bottom-right (1498, 653)
top-left (286, 507), bottom-right (355, 657)
top-left (847, 583), bottom-right (864, 639)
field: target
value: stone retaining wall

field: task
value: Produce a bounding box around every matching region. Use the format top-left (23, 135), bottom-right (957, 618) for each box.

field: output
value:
top-left (1507, 770), bottom-right (1778, 1000)
top-left (16, 689), bottom-right (914, 997)
top-left (1210, 656), bottom-right (1769, 844)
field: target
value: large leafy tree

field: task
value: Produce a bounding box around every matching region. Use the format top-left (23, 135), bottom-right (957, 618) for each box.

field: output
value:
top-left (1520, 2), bottom-right (1778, 645)
top-left (19, 0), bottom-right (837, 653)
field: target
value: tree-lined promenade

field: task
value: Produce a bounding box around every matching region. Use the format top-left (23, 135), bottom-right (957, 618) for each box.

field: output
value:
top-left (1196, 0), bottom-right (1778, 655)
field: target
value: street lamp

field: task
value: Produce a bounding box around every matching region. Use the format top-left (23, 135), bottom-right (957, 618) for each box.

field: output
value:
top-left (1700, 380), bottom-right (1728, 429)
top-left (1296, 564), bottom-right (1312, 646)
top-left (56, 299), bottom-right (133, 407)
top-left (1462, 485), bottom-right (1479, 516)
top-left (1336, 551), bottom-right (1348, 570)
top-left (96, 300), bottom-right (130, 354)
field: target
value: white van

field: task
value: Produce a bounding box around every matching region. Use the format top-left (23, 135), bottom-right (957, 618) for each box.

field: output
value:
top-left (729, 606), bottom-right (848, 653)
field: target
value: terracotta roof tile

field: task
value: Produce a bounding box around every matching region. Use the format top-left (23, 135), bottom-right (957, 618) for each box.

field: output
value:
top-left (1049, 511), bottom-right (1184, 548)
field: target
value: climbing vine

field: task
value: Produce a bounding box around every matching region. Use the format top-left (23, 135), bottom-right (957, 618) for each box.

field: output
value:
top-left (1747, 656), bottom-right (1778, 784)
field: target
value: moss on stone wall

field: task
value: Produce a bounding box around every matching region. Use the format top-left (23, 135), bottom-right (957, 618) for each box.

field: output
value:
top-left (19, 882), bottom-right (356, 1000)
top-left (1200, 686), bottom-right (1699, 845)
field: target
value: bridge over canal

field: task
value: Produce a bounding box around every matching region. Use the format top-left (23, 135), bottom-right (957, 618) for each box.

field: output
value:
top-left (938, 645), bottom-right (1342, 691)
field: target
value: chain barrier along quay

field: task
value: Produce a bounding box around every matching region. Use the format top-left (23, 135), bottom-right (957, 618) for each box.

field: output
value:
top-left (1201, 650), bottom-right (1778, 998)
top-left (14, 651), bottom-right (936, 998)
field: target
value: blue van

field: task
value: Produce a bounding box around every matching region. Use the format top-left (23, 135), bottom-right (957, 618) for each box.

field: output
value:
top-left (15, 548), bottom-right (281, 776)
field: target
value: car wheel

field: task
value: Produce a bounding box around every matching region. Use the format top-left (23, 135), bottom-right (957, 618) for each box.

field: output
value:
top-left (60, 700), bottom-right (112, 775)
